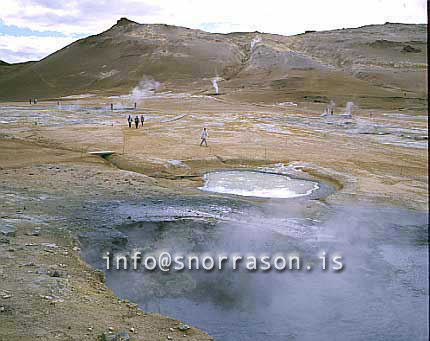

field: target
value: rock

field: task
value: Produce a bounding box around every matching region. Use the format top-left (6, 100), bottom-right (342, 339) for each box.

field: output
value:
top-left (167, 336), bottom-right (173, 340)
top-left (0, 305), bottom-right (13, 314)
top-left (42, 243), bottom-right (58, 248)
top-left (0, 237), bottom-right (9, 244)
top-left (94, 269), bottom-right (105, 283)
top-left (25, 229), bottom-right (40, 236)
top-left (101, 331), bottom-right (130, 341)
top-left (48, 270), bottom-right (63, 278)
top-left (116, 332), bottom-right (130, 340)
top-left (178, 324), bottom-right (190, 331)
top-left (402, 45), bottom-right (421, 53)
top-left (0, 225), bottom-right (16, 237)
top-left (129, 327), bottom-right (135, 333)
top-left (169, 328), bottom-right (174, 332)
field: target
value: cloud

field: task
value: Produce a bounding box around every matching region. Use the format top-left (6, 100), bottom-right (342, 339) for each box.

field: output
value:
top-left (2, 0), bottom-right (427, 35)
top-left (0, 33), bottom-right (76, 63)
top-left (1, 0), bottom-right (162, 35)
top-left (0, 0), bottom-right (427, 62)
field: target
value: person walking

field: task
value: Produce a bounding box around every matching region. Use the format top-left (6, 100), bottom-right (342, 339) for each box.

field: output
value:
top-left (134, 115), bottom-right (139, 129)
top-left (200, 127), bottom-right (208, 147)
top-left (140, 114), bottom-right (144, 127)
top-left (127, 115), bottom-right (133, 128)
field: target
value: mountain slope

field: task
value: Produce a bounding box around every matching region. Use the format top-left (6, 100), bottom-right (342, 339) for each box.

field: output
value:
top-left (0, 18), bottom-right (427, 109)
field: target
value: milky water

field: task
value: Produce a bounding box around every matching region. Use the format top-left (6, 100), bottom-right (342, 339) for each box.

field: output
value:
top-left (199, 171), bottom-right (318, 198)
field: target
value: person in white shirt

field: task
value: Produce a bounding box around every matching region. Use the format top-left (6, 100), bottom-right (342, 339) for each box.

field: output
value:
top-left (200, 127), bottom-right (208, 147)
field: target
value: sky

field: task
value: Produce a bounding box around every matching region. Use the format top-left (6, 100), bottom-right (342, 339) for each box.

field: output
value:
top-left (0, 0), bottom-right (427, 63)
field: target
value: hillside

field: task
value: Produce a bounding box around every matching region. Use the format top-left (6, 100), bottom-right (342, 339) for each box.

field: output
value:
top-left (0, 18), bottom-right (427, 109)
top-left (0, 60), bottom-right (36, 77)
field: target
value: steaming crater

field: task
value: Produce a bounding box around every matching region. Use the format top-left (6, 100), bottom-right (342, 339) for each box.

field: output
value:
top-left (199, 170), bottom-right (318, 198)
top-left (80, 201), bottom-right (428, 341)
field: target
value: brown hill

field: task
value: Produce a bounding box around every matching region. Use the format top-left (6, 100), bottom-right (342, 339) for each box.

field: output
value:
top-left (0, 18), bottom-right (427, 109)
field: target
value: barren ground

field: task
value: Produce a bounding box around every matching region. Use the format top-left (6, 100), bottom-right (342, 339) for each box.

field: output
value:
top-left (0, 94), bottom-right (428, 339)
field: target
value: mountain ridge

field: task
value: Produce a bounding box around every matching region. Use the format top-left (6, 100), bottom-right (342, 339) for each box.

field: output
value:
top-left (0, 18), bottom-right (427, 109)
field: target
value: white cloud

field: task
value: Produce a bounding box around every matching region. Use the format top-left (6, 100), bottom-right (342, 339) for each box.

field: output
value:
top-left (0, 0), bottom-right (427, 62)
top-left (0, 34), bottom-right (76, 62)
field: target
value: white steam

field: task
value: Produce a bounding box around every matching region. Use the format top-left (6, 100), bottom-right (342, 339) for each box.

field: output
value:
top-left (344, 101), bottom-right (354, 116)
top-left (250, 35), bottom-right (262, 50)
top-left (130, 79), bottom-right (160, 99)
top-left (211, 78), bottom-right (219, 94)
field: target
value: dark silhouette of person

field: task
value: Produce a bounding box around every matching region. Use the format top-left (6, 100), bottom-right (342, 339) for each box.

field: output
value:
top-left (134, 115), bottom-right (139, 128)
top-left (127, 115), bottom-right (132, 128)
top-left (141, 115), bottom-right (144, 127)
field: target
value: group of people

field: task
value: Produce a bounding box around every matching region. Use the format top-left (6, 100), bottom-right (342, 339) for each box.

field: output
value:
top-left (128, 114), bottom-right (144, 129)
top-left (126, 115), bottom-right (209, 146)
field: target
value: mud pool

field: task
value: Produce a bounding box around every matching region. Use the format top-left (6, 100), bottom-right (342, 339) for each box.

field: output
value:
top-left (80, 196), bottom-right (428, 341)
top-left (199, 170), bottom-right (319, 198)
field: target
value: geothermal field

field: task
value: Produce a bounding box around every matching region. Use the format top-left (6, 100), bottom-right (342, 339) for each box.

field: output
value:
top-left (0, 18), bottom-right (428, 340)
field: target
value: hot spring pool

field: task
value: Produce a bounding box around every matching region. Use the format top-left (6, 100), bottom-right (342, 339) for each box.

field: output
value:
top-left (199, 170), bottom-right (319, 198)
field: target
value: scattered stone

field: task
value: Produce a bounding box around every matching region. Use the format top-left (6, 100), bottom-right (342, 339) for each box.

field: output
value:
top-left (25, 229), bottom-right (40, 236)
top-left (129, 327), bottom-right (135, 333)
top-left (101, 331), bottom-right (130, 341)
top-left (178, 324), bottom-right (190, 331)
top-left (0, 237), bottom-right (10, 244)
top-left (48, 270), bottom-right (63, 278)
top-left (402, 45), bottom-right (421, 53)
top-left (169, 328), bottom-right (175, 332)
top-left (126, 302), bottom-right (137, 308)
top-left (0, 305), bottom-right (13, 314)
top-left (73, 246), bottom-right (81, 251)
top-left (167, 336), bottom-right (173, 340)
top-left (0, 225), bottom-right (16, 237)
top-left (42, 243), bottom-right (58, 248)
